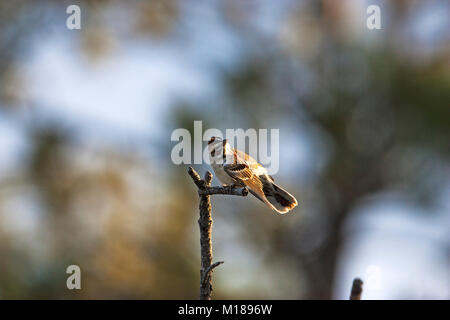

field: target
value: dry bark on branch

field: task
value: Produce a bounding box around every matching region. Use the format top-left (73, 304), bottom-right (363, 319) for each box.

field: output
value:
top-left (350, 278), bottom-right (363, 300)
top-left (187, 166), bottom-right (248, 300)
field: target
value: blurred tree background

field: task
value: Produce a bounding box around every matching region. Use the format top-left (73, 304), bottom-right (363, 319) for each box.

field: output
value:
top-left (0, 0), bottom-right (448, 299)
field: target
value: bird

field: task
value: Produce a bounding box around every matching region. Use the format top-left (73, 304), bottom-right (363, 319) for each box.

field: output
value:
top-left (207, 136), bottom-right (298, 214)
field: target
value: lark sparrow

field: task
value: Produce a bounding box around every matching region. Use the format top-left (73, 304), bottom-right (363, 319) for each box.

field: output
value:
top-left (207, 136), bottom-right (298, 214)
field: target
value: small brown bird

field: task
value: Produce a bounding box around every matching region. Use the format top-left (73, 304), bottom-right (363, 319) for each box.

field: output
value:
top-left (208, 136), bottom-right (298, 214)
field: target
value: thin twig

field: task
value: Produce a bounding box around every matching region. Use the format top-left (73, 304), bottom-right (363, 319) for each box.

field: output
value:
top-left (350, 278), bottom-right (363, 300)
top-left (187, 166), bottom-right (248, 300)
top-left (198, 186), bottom-right (248, 196)
top-left (188, 166), bottom-right (206, 189)
top-left (201, 261), bottom-right (224, 285)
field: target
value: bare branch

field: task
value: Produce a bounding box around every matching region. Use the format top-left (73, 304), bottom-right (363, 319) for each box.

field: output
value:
top-left (201, 261), bottom-right (224, 285)
top-left (198, 186), bottom-right (248, 196)
top-left (187, 167), bottom-right (248, 300)
top-left (188, 166), bottom-right (206, 189)
top-left (204, 171), bottom-right (213, 185)
top-left (350, 278), bottom-right (363, 300)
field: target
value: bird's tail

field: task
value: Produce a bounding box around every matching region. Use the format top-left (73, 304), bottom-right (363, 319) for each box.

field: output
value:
top-left (250, 175), bottom-right (298, 214)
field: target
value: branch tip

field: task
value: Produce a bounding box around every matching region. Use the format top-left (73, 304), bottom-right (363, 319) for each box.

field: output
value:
top-left (350, 278), bottom-right (363, 300)
top-left (201, 261), bottom-right (224, 285)
top-left (204, 171), bottom-right (213, 185)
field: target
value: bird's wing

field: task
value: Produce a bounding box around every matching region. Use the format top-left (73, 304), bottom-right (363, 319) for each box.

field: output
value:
top-left (234, 148), bottom-right (257, 165)
top-left (224, 161), bottom-right (263, 191)
top-left (225, 148), bottom-right (296, 214)
top-left (223, 160), bottom-right (271, 208)
top-left (223, 163), bottom-right (254, 181)
top-left (233, 148), bottom-right (267, 175)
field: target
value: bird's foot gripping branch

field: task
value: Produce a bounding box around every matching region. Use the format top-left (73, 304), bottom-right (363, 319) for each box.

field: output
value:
top-left (187, 167), bottom-right (248, 300)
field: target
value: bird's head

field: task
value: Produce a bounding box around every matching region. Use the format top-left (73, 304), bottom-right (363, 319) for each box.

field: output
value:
top-left (207, 136), bottom-right (227, 147)
top-left (207, 136), bottom-right (231, 161)
top-left (208, 136), bottom-right (222, 145)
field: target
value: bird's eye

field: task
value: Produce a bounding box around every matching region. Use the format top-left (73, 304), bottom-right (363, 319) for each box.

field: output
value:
top-left (208, 137), bottom-right (216, 145)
